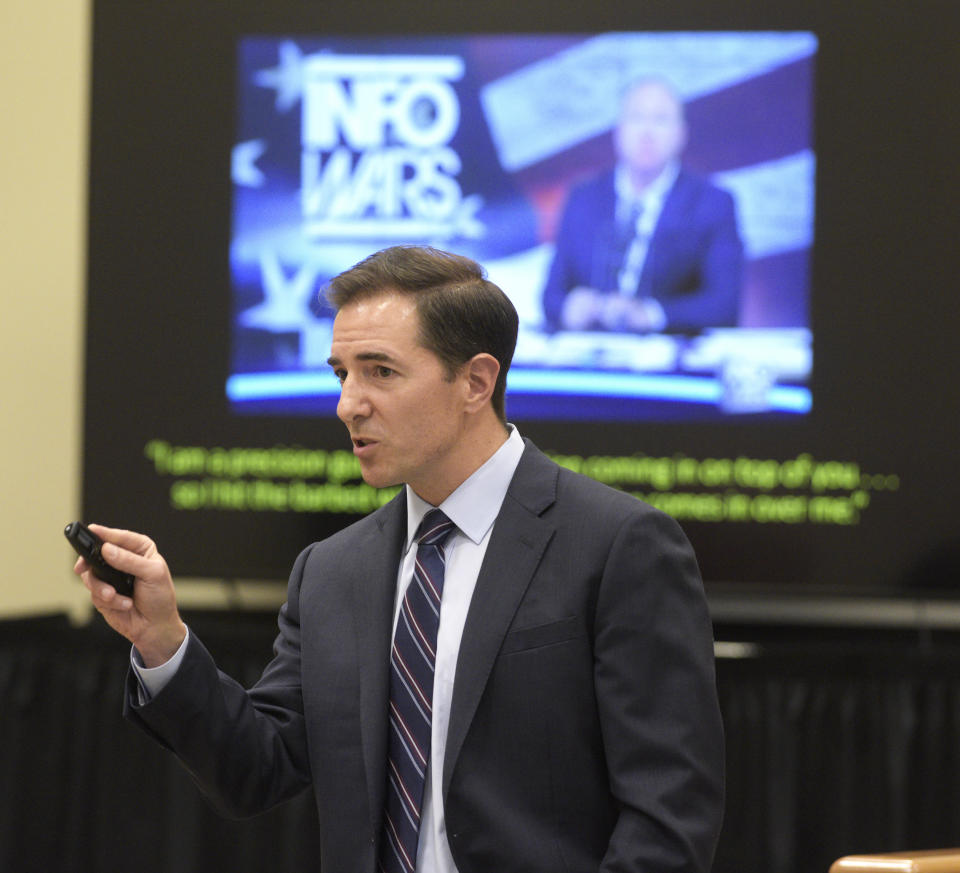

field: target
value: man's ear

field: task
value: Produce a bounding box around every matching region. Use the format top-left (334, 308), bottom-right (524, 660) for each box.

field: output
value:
top-left (462, 353), bottom-right (500, 412)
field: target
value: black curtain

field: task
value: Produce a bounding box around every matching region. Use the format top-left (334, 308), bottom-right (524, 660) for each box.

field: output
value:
top-left (715, 629), bottom-right (960, 873)
top-left (2, 614), bottom-right (960, 873)
top-left (0, 615), bottom-right (322, 873)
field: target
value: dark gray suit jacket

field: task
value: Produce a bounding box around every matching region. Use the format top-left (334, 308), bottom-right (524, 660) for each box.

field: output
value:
top-left (127, 440), bottom-right (724, 873)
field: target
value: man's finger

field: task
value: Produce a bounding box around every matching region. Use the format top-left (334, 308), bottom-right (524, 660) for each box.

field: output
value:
top-left (88, 577), bottom-right (133, 611)
top-left (87, 524), bottom-right (156, 557)
top-left (98, 540), bottom-right (162, 581)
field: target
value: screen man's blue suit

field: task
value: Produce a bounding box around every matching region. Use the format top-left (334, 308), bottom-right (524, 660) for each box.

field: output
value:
top-left (543, 169), bottom-right (743, 332)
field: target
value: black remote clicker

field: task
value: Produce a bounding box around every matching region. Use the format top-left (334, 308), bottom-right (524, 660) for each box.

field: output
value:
top-left (64, 522), bottom-right (135, 598)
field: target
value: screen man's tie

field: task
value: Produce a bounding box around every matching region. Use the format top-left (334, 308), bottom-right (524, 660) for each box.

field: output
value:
top-left (379, 509), bottom-right (456, 873)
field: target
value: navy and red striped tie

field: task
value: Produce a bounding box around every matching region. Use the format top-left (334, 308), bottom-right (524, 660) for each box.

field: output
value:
top-left (379, 509), bottom-right (456, 873)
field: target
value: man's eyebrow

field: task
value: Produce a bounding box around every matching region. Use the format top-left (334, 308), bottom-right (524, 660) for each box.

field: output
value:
top-left (326, 351), bottom-right (397, 367)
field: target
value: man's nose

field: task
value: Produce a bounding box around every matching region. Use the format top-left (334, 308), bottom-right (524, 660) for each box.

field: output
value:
top-left (336, 376), bottom-right (370, 423)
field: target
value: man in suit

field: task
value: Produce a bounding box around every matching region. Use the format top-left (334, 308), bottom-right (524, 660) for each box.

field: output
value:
top-left (77, 246), bottom-right (724, 873)
top-left (542, 78), bottom-right (743, 333)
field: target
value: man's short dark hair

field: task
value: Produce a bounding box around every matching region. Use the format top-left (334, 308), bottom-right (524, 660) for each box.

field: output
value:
top-left (325, 246), bottom-right (518, 424)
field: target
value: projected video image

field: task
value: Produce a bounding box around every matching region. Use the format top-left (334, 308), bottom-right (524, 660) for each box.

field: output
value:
top-left (228, 32), bottom-right (816, 420)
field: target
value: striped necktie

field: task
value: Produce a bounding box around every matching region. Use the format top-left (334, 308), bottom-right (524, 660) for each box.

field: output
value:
top-left (379, 508), bottom-right (456, 873)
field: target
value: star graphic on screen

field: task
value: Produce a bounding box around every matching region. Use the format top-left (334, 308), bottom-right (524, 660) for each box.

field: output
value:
top-left (253, 40), bottom-right (304, 112)
top-left (239, 249), bottom-right (318, 332)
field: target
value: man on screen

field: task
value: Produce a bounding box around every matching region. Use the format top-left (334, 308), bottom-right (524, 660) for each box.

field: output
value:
top-left (77, 245), bottom-right (724, 873)
top-left (542, 77), bottom-right (744, 334)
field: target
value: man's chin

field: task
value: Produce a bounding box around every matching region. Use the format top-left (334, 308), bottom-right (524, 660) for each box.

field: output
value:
top-left (358, 466), bottom-right (402, 492)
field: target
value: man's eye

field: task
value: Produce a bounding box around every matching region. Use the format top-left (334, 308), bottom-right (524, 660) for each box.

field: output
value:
top-left (375, 366), bottom-right (394, 378)
top-left (334, 370), bottom-right (347, 384)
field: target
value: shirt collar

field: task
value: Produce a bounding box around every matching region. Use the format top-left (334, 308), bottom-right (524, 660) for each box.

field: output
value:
top-left (404, 425), bottom-right (525, 549)
top-left (615, 159), bottom-right (680, 209)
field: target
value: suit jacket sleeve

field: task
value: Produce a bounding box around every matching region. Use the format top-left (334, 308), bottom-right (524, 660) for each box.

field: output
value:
top-left (123, 544), bottom-right (314, 819)
top-left (594, 505), bottom-right (724, 872)
top-left (654, 183), bottom-right (743, 331)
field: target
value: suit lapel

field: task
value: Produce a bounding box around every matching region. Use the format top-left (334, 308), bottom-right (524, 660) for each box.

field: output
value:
top-left (352, 492), bottom-right (408, 834)
top-left (442, 444), bottom-right (558, 797)
top-left (640, 170), bottom-right (688, 294)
